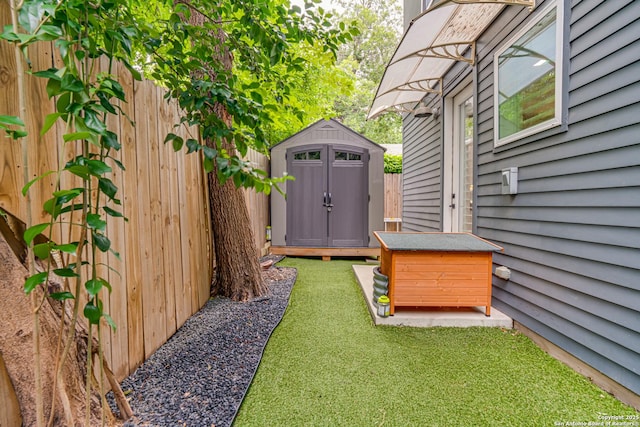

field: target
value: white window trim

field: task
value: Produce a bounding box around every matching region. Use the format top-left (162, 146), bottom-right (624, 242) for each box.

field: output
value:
top-left (493, 0), bottom-right (564, 147)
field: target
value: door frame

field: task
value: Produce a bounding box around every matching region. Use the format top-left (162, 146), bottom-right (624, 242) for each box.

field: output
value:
top-left (442, 81), bottom-right (474, 233)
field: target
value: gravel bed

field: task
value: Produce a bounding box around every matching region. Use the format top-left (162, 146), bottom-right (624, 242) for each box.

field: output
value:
top-left (109, 263), bottom-right (296, 427)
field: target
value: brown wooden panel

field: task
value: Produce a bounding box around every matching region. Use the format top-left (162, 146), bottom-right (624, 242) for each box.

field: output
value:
top-left (394, 279), bottom-right (490, 289)
top-left (384, 173), bottom-right (403, 219)
top-left (136, 80), bottom-right (167, 359)
top-left (191, 136), bottom-right (210, 309)
top-left (396, 263), bottom-right (486, 279)
top-left (379, 247), bottom-right (392, 276)
top-left (118, 68), bottom-right (145, 374)
top-left (0, 3), bottom-right (22, 219)
top-left (106, 67), bottom-right (129, 379)
top-left (393, 251), bottom-right (491, 265)
top-left (156, 87), bottom-right (177, 338)
top-left (395, 296), bottom-right (489, 305)
top-left (394, 285), bottom-right (490, 296)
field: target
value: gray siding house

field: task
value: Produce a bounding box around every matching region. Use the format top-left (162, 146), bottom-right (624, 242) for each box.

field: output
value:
top-left (370, 0), bottom-right (639, 406)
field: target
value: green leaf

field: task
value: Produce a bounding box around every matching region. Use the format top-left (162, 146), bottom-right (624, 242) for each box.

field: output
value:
top-left (84, 110), bottom-right (106, 134)
top-left (103, 206), bottom-right (125, 219)
top-left (18, 2), bottom-right (45, 33)
top-left (36, 25), bottom-right (64, 41)
top-left (83, 302), bottom-right (101, 324)
top-left (59, 203), bottom-right (84, 215)
top-left (85, 279), bottom-right (103, 296)
top-left (65, 165), bottom-right (90, 180)
top-left (102, 279), bottom-right (113, 293)
top-left (24, 223), bottom-right (48, 245)
top-left (41, 112), bottom-right (63, 135)
top-left (24, 272), bottom-right (47, 294)
top-left (32, 68), bottom-right (60, 80)
top-left (92, 231), bottom-right (111, 252)
top-left (123, 61), bottom-right (142, 81)
top-left (99, 177), bottom-right (118, 200)
top-left (103, 313), bottom-right (117, 331)
top-left (6, 129), bottom-right (28, 139)
top-left (22, 170), bottom-right (55, 196)
top-left (43, 197), bottom-right (61, 217)
top-left (61, 74), bottom-right (84, 92)
top-left (33, 242), bottom-right (53, 259)
top-left (202, 146), bottom-right (216, 159)
top-left (63, 132), bottom-right (92, 142)
top-left (52, 188), bottom-right (83, 204)
top-left (203, 157), bottom-right (215, 173)
top-left (49, 291), bottom-right (75, 301)
top-left (186, 138), bottom-right (200, 153)
top-left (87, 213), bottom-right (107, 231)
top-left (164, 133), bottom-right (178, 144)
top-left (87, 160), bottom-right (112, 176)
top-left (53, 267), bottom-right (79, 278)
top-left (97, 92), bottom-right (118, 114)
top-left (54, 242), bottom-right (78, 254)
top-left (0, 115), bottom-right (25, 127)
top-left (101, 131), bottom-right (120, 150)
top-left (1, 26), bottom-right (20, 43)
top-left (172, 136), bottom-right (184, 152)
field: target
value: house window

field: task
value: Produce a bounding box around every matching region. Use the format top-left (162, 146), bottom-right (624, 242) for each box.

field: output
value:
top-left (494, 1), bottom-right (564, 147)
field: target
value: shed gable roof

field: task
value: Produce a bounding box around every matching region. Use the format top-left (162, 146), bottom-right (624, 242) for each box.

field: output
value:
top-left (270, 118), bottom-right (385, 152)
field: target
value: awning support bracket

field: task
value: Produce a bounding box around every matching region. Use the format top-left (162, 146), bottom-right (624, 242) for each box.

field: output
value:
top-left (412, 41), bottom-right (476, 65)
top-left (431, 0), bottom-right (535, 12)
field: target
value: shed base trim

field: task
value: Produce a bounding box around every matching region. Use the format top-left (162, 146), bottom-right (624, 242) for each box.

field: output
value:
top-left (271, 246), bottom-right (380, 260)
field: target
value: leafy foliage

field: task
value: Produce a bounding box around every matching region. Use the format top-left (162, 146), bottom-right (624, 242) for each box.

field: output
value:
top-left (384, 153), bottom-right (402, 174)
top-left (331, 0), bottom-right (404, 144)
top-left (137, 0), bottom-right (358, 190)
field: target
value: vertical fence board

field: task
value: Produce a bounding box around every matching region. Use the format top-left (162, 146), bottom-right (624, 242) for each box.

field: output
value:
top-left (174, 126), bottom-right (194, 327)
top-left (135, 81), bottom-right (168, 359)
top-left (157, 90), bottom-right (178, 338)
top-left (104, 62), bottom-right (129, 379)
top-left (117, 67), bottom-right (146, 374)
top-left (0, 3), bottom-right (22, 220)
top-left (243, 149), bottom-right (269, 254)
top-left (384, 173), bottom-right (403, 220)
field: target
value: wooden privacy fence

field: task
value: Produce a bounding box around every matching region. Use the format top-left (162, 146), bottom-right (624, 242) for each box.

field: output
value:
top-left (243, 149), bottom-right (270, 256)
top-left (0, 4), bottom-right (213, 380)
top-left (384, 173), bottom-right (403, 220)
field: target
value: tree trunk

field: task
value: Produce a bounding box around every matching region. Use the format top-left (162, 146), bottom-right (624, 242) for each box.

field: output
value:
top-left (186, 3), bottom-right (267, 301)
top-left (208, 156), bottom-right (267, 301)
top-left (0, 214), bottom-right (105, 427)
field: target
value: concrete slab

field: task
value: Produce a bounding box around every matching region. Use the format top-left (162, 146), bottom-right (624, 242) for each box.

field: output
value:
top-left (353, 264), bottom-right (513, 328)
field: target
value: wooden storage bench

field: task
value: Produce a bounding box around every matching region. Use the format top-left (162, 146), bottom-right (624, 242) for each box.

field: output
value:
top-left (374, 232), bottom-right (503, 316)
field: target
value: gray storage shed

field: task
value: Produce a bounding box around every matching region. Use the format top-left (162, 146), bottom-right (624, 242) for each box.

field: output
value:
top-left (270, 119), bottom-right (384, 258)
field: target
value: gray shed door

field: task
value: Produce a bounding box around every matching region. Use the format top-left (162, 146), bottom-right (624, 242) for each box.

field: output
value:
top-left (286, 144), bottom-right (368, 247)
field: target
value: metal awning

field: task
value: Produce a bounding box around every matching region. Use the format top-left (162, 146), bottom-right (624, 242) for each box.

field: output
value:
top-left (368, 0), bottom-right (535, 120)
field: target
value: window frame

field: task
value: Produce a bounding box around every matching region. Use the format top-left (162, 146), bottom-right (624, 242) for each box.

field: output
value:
top-left (493, 0), bottom-right (565, 148)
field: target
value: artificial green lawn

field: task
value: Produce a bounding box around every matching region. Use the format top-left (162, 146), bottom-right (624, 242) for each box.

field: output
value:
top-left (234, 258), bottom-right (636, 426)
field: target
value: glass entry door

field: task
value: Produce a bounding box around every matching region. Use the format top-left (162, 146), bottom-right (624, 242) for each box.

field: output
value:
top-left (445, 85), bottom-right (474, 233)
